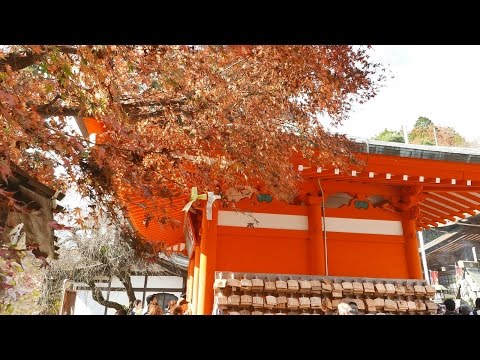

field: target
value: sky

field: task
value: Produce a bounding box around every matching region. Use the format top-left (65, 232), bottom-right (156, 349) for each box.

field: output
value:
top-left (331, 45), bottom-right (480, 143)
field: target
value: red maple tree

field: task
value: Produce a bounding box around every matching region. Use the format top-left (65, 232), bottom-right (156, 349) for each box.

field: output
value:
top-left (0, 45), bottom-right (385, 247)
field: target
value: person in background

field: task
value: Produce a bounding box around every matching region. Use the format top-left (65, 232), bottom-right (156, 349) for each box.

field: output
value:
top-left (459, 303), bottom-right (473, 315)
top-left (144, 295), bottom-right (153, 315)
top-left (172, 306), bottom-right (184, 315)
top-left (115, 307), bottom-right (127, 315)
top-left (129, 299), bottom-right (142, 315)
top-left (145, 295), bottom-right (163, 315)
top-left (348, 302), bottom-right (359, 315)
top-left (165, 300), bottom-right (177, 315)
top-left (436, 304), bottom-right (446, 315)
top-left (337, 302), bottom-right (351, 315)
top-left (473, 298), bottom-right (480, 315)
top-left (177, 298), bottom-right (191, 315)
top-left (443, 298), bottom-right (459, 315)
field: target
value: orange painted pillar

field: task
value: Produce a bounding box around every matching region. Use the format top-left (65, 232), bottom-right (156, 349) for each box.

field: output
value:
top-left (192, 245), bottom-right (201, 315)
top-left (186, 258), bottom-right (194, 303)
top-left (402, 217), bottom-right (423, 279)
top-left (307, 196), bottom-right (326, 275)
top-left (197, 205), bottom-right (218, 315)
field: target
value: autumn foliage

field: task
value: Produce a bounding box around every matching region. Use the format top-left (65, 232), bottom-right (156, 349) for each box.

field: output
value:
top-left (408, 117), bottom-right (467, 147)
top-left (0, 224), bottom-right (44, 314)
top-left (0, 46), bottom-right (385, 240)
top-left (374, 116), bottom-right (469, 147)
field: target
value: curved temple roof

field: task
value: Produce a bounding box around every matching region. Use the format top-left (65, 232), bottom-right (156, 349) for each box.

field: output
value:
top-left (75, 116), bottom-right (480, 250)
top-left (298, 138), bottom-right (480, 230)
top-left (353, 138), bottom-right (480, 164)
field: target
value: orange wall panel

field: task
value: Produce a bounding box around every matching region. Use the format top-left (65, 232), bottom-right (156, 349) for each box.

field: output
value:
top-left (83, 117), bottom-right (105, 134)
top-left (216, 227), bottom-right (410, 279)
top-left (214, 204), bottom-right (411, 279)
top-left (326, 233), bottom-right (409, 279)
top-left (216, 228), bottom-right (309, 275)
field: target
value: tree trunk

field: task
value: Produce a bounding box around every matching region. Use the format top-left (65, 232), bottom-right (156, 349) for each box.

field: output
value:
top-left (117, 272), bottom-right (136, 310)
top-left (88, 281), bottom-right (124, 312)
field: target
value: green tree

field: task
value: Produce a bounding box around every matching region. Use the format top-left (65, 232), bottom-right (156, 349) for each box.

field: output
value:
top-left (408, 116), bottom-right (436, 145)
top-left (374, 128), bottom-right (405, 143)
top-left (436, 126), bottom-right (467, 147)
top-left (373, 117), bottom-right (468, 147)
top-left (414, 116), bottom-right (433, 129)
top-left (409, 116), bottom-right (467, 147)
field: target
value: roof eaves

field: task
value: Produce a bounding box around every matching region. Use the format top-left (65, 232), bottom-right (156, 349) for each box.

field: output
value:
top-left (8, 163), bottom-right (66, 201)
top-left (352, 137), bottom-right (480, 164)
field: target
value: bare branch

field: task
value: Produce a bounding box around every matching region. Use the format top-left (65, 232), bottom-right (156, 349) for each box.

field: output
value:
top-left (0, 51), bottom-right (44, 72)
top-left (88, 281), bottom-right (124, 311)
top-left (0, 46), bottom-right (78, 72)
top-left (121, 99), bottom-right (187, 108)
top-left (39, 216), bottom-right (167, 314)
top-left (55, 46), bottom-right (79, 56)
top-left (117, 271), bottom-right (136, 309)
top-left (33, 98), bottom-right (191, 120)
top-left (35, 105), bottom-right (81, 118)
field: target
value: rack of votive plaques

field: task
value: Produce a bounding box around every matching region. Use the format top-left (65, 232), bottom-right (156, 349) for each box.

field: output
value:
top-left (213, 271), bottom-right (437, 315)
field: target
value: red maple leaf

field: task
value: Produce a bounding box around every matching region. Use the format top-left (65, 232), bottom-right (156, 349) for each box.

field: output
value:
top-left (48, 221), bottom-right (73, 231)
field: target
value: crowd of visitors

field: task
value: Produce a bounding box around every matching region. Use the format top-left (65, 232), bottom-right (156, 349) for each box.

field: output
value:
top-left (441, 297), bottom-right (480, 315)
top-left (117, 296), bottom-right (480, 315)
top-left (334, 297), bottom-right (480, 315)
top-left (115, 294), bottom-right (191, 315)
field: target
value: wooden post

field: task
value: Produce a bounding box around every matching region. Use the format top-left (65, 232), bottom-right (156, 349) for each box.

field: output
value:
top-left (402, 217), bottom-right (423, 279)
top-left (186, 257), bottom-right (194, 303)
top-left (59, 279), bottom-right (76, 315)
top-left (192, 245), bottom-right (201, 315)
top-left (307, 196), bottom-right (326, 275)
top-left (197, 205), bottom-right (218, 315)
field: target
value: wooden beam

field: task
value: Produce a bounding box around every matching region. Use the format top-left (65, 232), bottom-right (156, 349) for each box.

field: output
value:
top-left (318, 180), bottom-right (401, 197)
top-left (445, 191), bottom-right (480, 205)
top-left (422, 187), bottom-right (480, 192)
top-left (308, 172), bottom-right (472, 188)
top-left (423, 196), bottom-right (462, 213)
top-left (418, 205), bottom-right (456, 222)
top-left (426, 193), bottom-right (472, 210)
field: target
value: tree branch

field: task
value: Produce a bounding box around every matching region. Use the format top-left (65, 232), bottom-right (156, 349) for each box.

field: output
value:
top-left (33, 98), bottom-right (190, 120)
top-left (35, 105), bottom-right (81, 118)
top-left (88, 280), bottom-right (124, 311)
top-left (121, 99), bottom-right (187, 108)
top-left (0, 46), bottom-right (78, 72)
top-left (117, 271), bottom-right (136, 310)
top-left (55, 46), bottom-right (79, 56)
top-left (34, 106), bottom-right (193, 121)
top-left (0, 52), bottom-right (44, 72)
